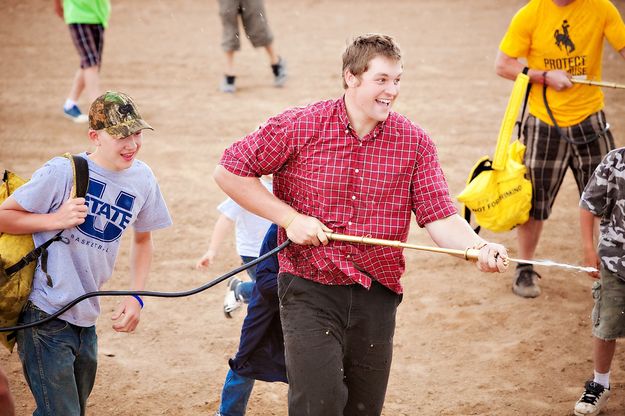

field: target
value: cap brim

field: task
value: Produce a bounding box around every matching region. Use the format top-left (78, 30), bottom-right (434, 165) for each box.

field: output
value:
top-left (105, 119), bottom-right (154, 140)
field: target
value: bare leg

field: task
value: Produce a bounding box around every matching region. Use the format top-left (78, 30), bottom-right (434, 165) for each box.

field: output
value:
top-left (594, 338), bottom-right (616, 374)
top-left (68, 66), bottom-right (99, 105)
top-left (517, 217), bottom-right (543, 259)
top-left (224, 50), bottom-right (236, 76)
top-left (263, 43), bottom-right (279, 65)
top-left (68, 68), bottom-right (86, 103)
top-left (82, 66), bottom-right (100, 103)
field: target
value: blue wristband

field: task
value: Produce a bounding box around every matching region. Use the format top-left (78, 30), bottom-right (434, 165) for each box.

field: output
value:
top-left (132, 294), bottom-right (144, 309)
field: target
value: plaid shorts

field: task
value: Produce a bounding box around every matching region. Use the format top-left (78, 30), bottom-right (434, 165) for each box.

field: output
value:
top-left (592, 269), bottom-right (625, 340)
top-left (68, 23), bottom-right (105, 69)
top-left (522, 110), bottom-right (614, 220)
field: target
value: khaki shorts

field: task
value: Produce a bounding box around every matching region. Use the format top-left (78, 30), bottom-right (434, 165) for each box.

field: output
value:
top-left (218, 0), bottom-right (274, 51)
top-left (592, 268), bottom-right (625, 340)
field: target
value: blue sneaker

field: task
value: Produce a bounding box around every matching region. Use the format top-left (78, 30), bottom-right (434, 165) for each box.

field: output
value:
top-left (63, 104), bottom-right (88, 123)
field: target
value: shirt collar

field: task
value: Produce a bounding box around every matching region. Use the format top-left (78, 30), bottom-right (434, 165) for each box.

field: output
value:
top-left (338, 96), bottom-right (388, 141)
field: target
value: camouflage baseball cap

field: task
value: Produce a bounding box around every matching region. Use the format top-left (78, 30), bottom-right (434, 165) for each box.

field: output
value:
top-left (89, 91), bottom-right (153, 139)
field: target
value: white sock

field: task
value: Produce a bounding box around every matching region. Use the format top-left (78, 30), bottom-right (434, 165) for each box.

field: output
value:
top-left (64, 99), bottom-right (77, 111)
top-left (594, 370), bottom-right (610, 389)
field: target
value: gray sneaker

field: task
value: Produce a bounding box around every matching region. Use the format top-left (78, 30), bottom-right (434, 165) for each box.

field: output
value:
top-left (512, 265), bottom-right (541, 298)
top-left (220, 76), bottom-right (236, 93)
top-left (273, 57), bottom-right (287, 88)
top-left (574, 380), bottom-right (610, 416)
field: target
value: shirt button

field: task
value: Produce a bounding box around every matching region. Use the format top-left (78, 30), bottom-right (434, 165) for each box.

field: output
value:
top-left (355, 169), bottom-right (359, 173)
top-left (345, 129), bottom-right (349, 134)
top-left (351, 195), bottom-right (356, 200)
top-left (346, 255), bottom-right (351, 259)
top-left (348, 221), bottom-right (352, 225)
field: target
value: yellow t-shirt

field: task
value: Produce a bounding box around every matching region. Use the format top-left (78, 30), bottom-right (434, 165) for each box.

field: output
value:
top-left (499, 0), bottom-right (625, 126)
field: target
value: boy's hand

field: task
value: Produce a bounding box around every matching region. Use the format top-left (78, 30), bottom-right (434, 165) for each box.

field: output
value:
top-left (583, 250), bottom-right (600, 279)
top-left (195, 249), bottom-right (216, 269)
top-left (54, 196), bottom-right (87, 229)
top-left (111, 297), bottom-right (142, 332)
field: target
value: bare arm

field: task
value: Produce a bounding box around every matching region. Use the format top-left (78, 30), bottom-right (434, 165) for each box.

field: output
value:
top-left (53, 0), bottom-right (63, 18)
top-left (213, 165), bottom-right (331, 245)
top-left (620, 46), bottom-right (625, 60)
top-left (0, 195), bottom-right (87, 234)
top-left (195, 213), bottom-right (234, 269)
top-left (494, 50), bottom-right (572, 91)
top-left (580, 207), bottom-right (600, 279)
top-left (0, 368), bottom-right (15, 416)
top-left (424, 214), bottom-right (508, 273)
top-left (111, 230), bottom-right (153, 332)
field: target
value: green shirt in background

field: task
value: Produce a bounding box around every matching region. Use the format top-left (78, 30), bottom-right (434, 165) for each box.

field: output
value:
top-left (63, 0), bottom-right (111, 28)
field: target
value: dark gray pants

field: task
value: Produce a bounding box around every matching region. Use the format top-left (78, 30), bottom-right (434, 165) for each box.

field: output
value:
top-left (278, 273), bottom-right (402, 416)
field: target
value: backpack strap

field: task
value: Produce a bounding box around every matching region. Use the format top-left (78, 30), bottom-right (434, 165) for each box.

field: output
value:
top-left (4, 154), bottom-right (90, 280)
top-left (67, 153), bottom-right (89, 198)
top-left (541, 81), bottom-right (607, 145)
top-left (462, 157), bottom-right (493, 234)
top-left (515, 68), bottom-right (532, 141)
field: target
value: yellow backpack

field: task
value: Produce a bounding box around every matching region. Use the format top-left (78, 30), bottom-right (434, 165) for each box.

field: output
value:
top-left (0, 154), bottom-right (89, 352)
top-left (457, 72), bottom-right (532, 233)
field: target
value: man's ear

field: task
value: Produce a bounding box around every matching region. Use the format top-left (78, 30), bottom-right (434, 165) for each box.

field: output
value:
top-left (344, 69), bottom-right (360, 88)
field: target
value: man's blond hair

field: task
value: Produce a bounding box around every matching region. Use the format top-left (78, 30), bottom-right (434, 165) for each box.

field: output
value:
top-left (342, 34), bottom-right (402, 89)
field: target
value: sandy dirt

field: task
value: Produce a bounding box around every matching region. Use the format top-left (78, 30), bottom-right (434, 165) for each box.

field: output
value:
top-left (2, 0), bottom-right (625, 414)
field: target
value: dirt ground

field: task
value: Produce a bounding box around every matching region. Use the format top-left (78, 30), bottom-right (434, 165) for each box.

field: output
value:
top-left (2, 0), bottom-right (625, 414)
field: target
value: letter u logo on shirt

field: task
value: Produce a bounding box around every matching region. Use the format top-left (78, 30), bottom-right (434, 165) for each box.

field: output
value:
top-left (77, 178), bottom-right (136, 242)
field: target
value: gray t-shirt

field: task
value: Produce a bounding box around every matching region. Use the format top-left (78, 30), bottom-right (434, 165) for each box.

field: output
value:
top-left (580, 147), bottom-right (625, 279)
top-left (13, 153), bottom-right (172, 326)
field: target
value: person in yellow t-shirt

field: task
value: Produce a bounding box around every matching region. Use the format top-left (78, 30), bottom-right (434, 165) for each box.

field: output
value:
top-left (495, 0), bottom-right (625, 300)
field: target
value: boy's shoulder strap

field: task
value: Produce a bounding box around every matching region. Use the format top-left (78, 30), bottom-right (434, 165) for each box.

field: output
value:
top-left (3, 154), bottom-right (90, 279)
top-left (62, 153), bottom-right (89, 198)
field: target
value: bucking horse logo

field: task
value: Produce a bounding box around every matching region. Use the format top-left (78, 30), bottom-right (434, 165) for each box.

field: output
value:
top-left (554, 20), bottom-right (575, 54)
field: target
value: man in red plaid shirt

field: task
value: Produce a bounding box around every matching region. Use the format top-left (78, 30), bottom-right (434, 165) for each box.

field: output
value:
top-left (215, 33), bottom-right (509, 415)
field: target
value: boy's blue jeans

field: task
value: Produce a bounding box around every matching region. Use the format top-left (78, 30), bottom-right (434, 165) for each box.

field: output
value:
top-left (219, 368), bottom-right (255, 416)
top-left (237, 255), bottom-right (258, 302)
top-left (17, 302), bottom-right (98, 416)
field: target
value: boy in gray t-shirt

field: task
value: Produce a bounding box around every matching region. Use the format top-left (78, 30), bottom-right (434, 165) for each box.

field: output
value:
top-left (0, 91), bottom-right (172, 415)
top-left (574, 147), bottom-right (625, 416)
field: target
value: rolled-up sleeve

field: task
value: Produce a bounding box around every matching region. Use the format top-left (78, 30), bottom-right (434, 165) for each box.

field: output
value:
top-left (220, 111), bottom-right (296, 177)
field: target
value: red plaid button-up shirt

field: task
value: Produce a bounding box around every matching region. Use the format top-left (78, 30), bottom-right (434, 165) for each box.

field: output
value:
top-left (220, 98), bottom-right (457, 294)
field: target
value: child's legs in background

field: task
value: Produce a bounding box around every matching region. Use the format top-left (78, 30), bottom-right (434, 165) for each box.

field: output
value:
top-left (219, 368), bottom-right (255, 416)
top-left (237, 255), bottom-right (258, 302)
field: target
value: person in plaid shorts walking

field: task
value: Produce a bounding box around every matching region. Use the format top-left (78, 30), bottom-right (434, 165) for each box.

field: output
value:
top-left (495, 0), bottom-right (625, 298)
top-left (54, 0), bottom-right (110, 123)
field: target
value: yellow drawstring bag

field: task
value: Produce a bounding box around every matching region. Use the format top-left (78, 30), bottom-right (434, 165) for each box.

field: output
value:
top-left (0, 154), bottom-right (88, 352)
top-left (457, 73), bottom-right (532, 233)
